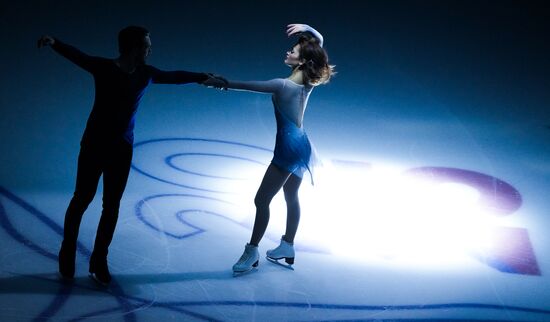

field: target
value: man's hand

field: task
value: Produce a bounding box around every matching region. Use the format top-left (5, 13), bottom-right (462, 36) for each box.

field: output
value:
top-left (37, 35), bottom-right (55, 48)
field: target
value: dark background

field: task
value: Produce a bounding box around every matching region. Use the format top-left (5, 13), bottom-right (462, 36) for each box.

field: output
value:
top-left (1, 0), bottom-right (549, 190)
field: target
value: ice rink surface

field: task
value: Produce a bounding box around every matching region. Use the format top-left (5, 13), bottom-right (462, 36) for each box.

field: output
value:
top-left (2, 126), bottom-right (549, 321)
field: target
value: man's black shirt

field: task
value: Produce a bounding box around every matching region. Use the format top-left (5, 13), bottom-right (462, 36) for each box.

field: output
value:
top-left (52, 40), bottom-right (208, 145)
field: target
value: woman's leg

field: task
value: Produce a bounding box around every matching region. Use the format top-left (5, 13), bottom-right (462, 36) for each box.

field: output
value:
top-left (249, 164), bottom-right (291, 246)
top-left (282, 174), bottom-right (303, 243)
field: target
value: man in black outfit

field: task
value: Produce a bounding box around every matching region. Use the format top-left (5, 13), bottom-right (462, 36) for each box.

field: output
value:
top-left (38, 26), bottom-right (216, 285)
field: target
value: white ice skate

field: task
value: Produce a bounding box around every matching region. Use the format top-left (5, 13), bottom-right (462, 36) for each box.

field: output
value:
top-left (266, 236), bottom-right (295, 270)
top-left (232, 243), bottom-right (259, 276)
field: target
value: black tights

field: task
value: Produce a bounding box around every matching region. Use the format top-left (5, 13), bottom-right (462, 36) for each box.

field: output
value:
top-left (249, 163), bottom-right (303, 246)
top-left (61, 141), bottom-right (132, 259)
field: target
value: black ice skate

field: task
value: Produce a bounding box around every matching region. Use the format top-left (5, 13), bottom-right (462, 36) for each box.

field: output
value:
top-left (89, 253), bottom-right (111, 286)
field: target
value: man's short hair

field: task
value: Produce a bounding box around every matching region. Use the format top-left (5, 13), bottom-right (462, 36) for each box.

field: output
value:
top-left (118, 26), bottom-right (149, 55)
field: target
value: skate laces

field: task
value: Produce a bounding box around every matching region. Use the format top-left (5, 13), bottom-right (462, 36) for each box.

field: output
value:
top-left (237, 252), bottom-right (250, 264)
top-left (237, 245), bottom-right (258, 264)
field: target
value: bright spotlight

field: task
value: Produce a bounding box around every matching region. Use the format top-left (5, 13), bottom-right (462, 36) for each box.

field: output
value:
top-left (298, 159), bottom-right (505, 270)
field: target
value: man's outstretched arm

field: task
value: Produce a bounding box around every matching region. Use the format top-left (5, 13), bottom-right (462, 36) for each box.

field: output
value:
top-left (150, 66), bottom-right (210, 85)
top-left (38, 35), bottom-right (97, 72)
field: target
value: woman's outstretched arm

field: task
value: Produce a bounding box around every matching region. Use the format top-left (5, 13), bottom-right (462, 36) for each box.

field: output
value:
top-left (286, 24), bottom-right (324, 47)
top-left (204, 78), bottom-right (285, 94)
top-left (227, 79), bottom-right (286, 93)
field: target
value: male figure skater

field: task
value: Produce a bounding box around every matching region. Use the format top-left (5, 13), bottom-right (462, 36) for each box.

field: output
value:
top-left (38, 26), bottom-right (216, 284)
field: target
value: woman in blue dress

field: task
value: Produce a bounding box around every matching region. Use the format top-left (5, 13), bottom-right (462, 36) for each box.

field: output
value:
top-left (205, 23), bottom-right (334, 274)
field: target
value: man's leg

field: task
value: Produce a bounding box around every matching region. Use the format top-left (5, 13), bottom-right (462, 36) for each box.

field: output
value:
top-left (59, 145), bottom-right (102, 278)
top-left (89, 142), bottom-right (132, 283)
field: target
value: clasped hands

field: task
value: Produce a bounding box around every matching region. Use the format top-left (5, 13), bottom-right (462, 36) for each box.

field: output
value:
top-left (203, 73), bottom-right (228, 90)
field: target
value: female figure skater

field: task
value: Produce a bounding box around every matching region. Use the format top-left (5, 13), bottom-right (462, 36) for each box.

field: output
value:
top-left (205, 23), bottom-right (334, 275)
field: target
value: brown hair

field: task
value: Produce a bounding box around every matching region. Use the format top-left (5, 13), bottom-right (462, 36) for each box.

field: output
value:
top-left (295, 32), bottom-right (335, 86)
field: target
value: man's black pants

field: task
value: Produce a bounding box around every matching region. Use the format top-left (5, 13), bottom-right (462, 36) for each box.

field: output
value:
top-left (61, 140), bottom-right (133, 259)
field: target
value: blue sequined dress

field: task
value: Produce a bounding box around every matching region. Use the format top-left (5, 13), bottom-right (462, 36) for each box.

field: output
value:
top-left (226, 78), bottom-right (318, 183)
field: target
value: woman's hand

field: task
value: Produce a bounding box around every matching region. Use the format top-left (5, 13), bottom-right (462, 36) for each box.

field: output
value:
top-left (286, 24), bottom-right (310, 37)
top-left (286, 24), bottom-right (324, 47)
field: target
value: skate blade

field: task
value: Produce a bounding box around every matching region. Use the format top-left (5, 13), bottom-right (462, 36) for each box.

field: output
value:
top-left (266, 256), bottom-right (294, 270)
top-left (232, 267), bottom-right (258, 277)
top-left (88, 273), bottom-right (109, 286)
